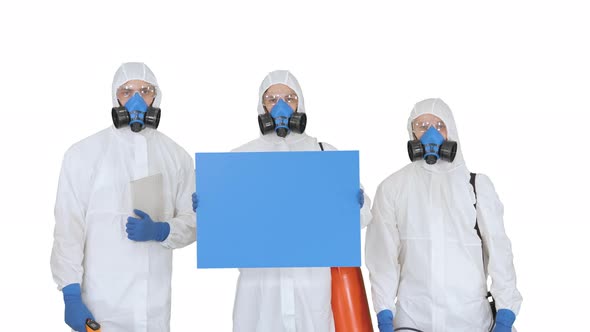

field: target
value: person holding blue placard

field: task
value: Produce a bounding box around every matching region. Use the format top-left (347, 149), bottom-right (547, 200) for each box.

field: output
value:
top-left (193, 70), bottom-right (372, 332)
top-left (365, 98), bottom-right (522, 332)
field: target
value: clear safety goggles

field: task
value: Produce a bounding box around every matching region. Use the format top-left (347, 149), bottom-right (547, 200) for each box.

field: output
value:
top-left (116, 83), bottom-right (157, 100)
top-left (262, 93), bottom-right (299, 107)
top-left (412, 119), bottom-right (447, 134)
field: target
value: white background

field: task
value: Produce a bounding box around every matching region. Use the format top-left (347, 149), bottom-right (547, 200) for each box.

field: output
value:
top-left (1, 0), bottom-right (588, 330)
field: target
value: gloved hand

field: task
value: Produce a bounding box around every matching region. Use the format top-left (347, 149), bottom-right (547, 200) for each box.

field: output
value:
top-left (377, 309), bottom-right (394, 332)
top-left (126, 209), bottom-right (170, 242)
top-left (493, 309), bottom-right (516, 332)
top-left (63, 283), bottom-right (94, 332)
top-left (192, 192), bottom-right (198, 212)
top-left (358, 188), bottom-right (365, 208)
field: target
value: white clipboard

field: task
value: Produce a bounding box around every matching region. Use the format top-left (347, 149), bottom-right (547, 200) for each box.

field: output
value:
top-left (130, 173), bottom-right (165, 222)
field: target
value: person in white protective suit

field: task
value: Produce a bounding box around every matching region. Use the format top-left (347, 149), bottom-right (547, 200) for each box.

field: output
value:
top-left (51, 62), bottom-right (196, 332)
top-left (194, 70), bottom-right (372, 332)
top-left (365, 98), bottom-right (522, 332)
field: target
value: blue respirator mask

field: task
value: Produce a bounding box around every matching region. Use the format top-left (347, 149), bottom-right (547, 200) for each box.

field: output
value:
top-left (258, 99), bottom-right (307, 138)
top-left (112, 92), bottom-right (161, 132)
top-left (408, 126), bottom-right (457, 164)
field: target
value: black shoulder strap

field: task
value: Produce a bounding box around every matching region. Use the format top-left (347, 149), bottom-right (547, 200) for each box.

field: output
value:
top-left (470, 172), bottom-right (497, 321)
top-left (470, 172), bottom-right (477, 208)
top-left (319, 142), bottom-right (324, 151)
top-left (470, 172), bottom-right (482, 240)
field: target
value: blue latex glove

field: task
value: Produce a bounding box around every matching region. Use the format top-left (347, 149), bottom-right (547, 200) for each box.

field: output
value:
top-left (192, 192), bottom-right (198, 212)
top-left (126, 209), bottom-right (170, 242)
top-left (358, 188), bottom-right (365, 208)
top-left (493, 309), bottom-right (516, 332)
top-left (377, 309), bottom-right (394, 332)
top-left (63, 283), bottom-right (94, 332)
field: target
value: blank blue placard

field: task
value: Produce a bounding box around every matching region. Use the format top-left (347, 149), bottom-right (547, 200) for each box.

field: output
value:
top-left (195, 151), bottom-right (360, 268)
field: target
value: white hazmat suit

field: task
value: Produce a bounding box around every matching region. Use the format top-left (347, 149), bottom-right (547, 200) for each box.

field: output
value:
top-left (51, 62), bottom-right (196, 332)
top-left (366, 98), bottom-right (522, 332)
top-left (231, 70), bottom-right (372, 332)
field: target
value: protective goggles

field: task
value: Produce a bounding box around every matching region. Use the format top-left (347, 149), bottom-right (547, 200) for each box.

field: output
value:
top-left (116, 83), bottom-right (157, 101)
top-left (262, 93), bottom-right (298, 107)
top-left (411, 119), bottom-right (446, 134)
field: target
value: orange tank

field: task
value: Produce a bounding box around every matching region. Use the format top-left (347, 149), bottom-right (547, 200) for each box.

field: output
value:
top-left (331, 267), bottom-right (374, 332)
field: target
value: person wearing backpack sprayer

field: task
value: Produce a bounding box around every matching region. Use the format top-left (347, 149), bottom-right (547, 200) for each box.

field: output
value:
top-left (365, 98), bottom-right (522, 332)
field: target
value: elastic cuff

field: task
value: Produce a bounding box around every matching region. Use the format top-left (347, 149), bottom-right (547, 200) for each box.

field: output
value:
top-left (154, 222), bottom-right (171, 242)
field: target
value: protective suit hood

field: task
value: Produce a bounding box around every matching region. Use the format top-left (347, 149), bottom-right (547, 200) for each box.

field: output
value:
top-left (407, 98), bottom-right (465, 172)
top-left (112, 62), bottom-right (162, 108)
top-left (257, 70), bottom-right (306, 115)
top-left (256, 70), bottom-right (307, 143)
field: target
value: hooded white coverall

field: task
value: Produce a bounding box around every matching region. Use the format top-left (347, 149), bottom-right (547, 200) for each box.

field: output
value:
top-left (366, 98), bottom-right (522, 332)
top-left (231, 70), bottom-right (372, 332)
top-left (50, 62), bottom-right (196, 332)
